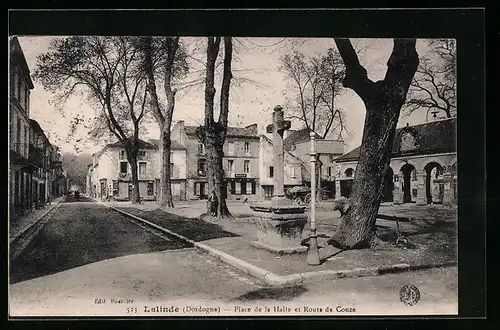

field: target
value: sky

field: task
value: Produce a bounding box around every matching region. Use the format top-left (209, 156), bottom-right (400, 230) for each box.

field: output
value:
top-left (18, 37), bottom-right (434, 155)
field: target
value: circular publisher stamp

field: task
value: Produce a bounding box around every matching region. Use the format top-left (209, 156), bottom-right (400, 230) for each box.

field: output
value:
top-left (399, 284), bottom-right (420, 306)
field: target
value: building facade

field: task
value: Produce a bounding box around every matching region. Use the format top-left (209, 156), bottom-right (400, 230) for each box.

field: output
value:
top-left (9, 37), bottom-right (36, 217)
top-left (258, 135), bottom-right (304, 200)
top-left (283, 128), bottom-right (345, 198)
top-left (170, 121), bottom-right (260, 201)
top-left (335, 118), bottom-right (457, 206)
top-left (29, 119), bottom-right (53, 207)
top-left (89, 138), bottom-right (160, 201)
top-left (147, 139), bottom-right (188, 201)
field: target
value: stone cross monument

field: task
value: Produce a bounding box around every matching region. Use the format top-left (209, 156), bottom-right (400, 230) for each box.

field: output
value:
top-left (249, 105), bottom-right (308, 254)
top-left (268, 105), bottom-right (291, 207)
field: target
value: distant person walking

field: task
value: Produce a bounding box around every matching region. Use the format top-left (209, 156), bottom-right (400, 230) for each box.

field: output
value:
top-left (208, 191), bottom-right (218, 217)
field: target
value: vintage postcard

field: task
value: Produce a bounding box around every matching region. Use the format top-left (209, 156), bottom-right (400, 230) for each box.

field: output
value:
top-left (9, 18), bottom-right (463, 317)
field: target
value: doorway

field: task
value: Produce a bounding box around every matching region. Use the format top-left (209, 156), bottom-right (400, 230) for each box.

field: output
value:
top-left (381, 167), bottom-right (394, 202)
top-left (400, 163), bottom-right (416, 203)
top-left (425, 162), bottom-right (444, 204)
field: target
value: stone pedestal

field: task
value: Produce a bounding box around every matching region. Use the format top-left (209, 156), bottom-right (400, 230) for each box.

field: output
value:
top-left (416, 173), bottom-right (427, 205)
top-left (249, 203), bottom-right (308, 254)
top-left (442, 172), bottom-right (455, 206)
top-left (335, 178), bottom-right (342, 200)
top-left (393, 176), bottom-right (403, 204)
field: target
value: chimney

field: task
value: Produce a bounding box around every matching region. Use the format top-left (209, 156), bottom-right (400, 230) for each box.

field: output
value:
top-left (176, 120), bottom-right (185, 145)
top-left (245, 123), bottom-right (258, 134)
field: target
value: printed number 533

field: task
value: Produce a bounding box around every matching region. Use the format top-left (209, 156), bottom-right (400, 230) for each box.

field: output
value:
top-left (127, 307), bottom-right (138, 314)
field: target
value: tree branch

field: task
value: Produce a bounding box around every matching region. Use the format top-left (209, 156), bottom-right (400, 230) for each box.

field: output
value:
top-left (334, 38), bottom-right (375, 103)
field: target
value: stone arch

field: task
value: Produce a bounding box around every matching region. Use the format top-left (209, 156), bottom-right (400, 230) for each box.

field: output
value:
top-left (448, 157), bottom-right (457, 170)
top-left (424, 161), bottom-right (445, 204)
top-left (381, 166), bottom-right (394, 202)
top-left (396, 159), bottom-right (419, 173)
top-left (400, 163), bottom-right (417, 203)
top-left (423, 157), bottom-right (446, 171)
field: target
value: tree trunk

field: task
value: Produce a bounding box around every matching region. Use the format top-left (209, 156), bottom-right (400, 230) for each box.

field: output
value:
top-left (330, 38), bottom-right (419, 249)
top-left (128, 154), bottom-right (141, 204)
top-left (331, 101), bottom-right (400, 248)
top-left (160, 128), bottom-right (174, 207)
top-left (204, 122), bottom-right (231, 217)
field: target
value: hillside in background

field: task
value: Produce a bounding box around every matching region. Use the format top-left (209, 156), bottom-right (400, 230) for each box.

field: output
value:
top-left (61, 152), bottom-right (93, 192)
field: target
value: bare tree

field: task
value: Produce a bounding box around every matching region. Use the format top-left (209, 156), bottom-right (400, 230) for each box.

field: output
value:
top-left (141, 36), bottom-right (188, 208)
top-left (329, 38), bottom-right (419, 249)
top-left (196, 37), bottom-right (233, 218)
top-left (404, 39), bottom-right (456, 119)
top-left (34, 36), bottom-right (148, 204)
top-left (279, 49), bottom-right (347, 140)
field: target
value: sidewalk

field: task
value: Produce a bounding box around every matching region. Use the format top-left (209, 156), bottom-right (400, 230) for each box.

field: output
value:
top-left (9, 196), bottom-right (65, 242)
top-left (106, 199), bottom-right (457, 285)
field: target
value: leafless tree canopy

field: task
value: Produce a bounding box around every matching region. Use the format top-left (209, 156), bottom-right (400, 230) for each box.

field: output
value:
top-left (404, 39), bottom-right (456, 119)
top-left (279, 48), bottom-right (348, 140)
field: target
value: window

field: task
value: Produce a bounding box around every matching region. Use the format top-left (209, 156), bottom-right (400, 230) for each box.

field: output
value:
top-left (235, 181), bottom-right (241, 194)
top-left (264, 186), bottom-right (274, 200)
top-left (345, 168), bottom-right (354, 178)
top-left (251, 182), bottom-right (256, 194)
top-left (292, 166), bottom-right (297, 178)
top-left (197, 159), bottom-right (206, 176)
top-left (227, 142), bottom-right (235, 155)
top-left (246, 182), bottom-right (253, 194)
top-left (230, 181), bottom-right (236, 194)
top-left (139, 162), bottom-right (147, 175)
top-left (198, 143), bottom-right (205, 155)
top-left (120, 162), bottom-right (128, 174)
top-left (120, 150), bottom-right (126, 160)
top-left (170, 163), bottom-right (174, 177)
top-left (138, 151), bottom-right (147, 160)
top-left (411, 169), bottom-right (417, 181)
top-left (327, 166), bottom-right (332, 177)
top-left (241, 181), bottom-right (247, 195)
top-left (147, 182), bottom-right (154, 196)
top-left (244, 142), bottom-right (250, 154)
top-left (244, 160), bottom-right (250, 174)
top-left (17, 119), bottom-right (21, 152)
top-left (269, 166), bottom-right (274, 178)
top-left (227, 160), bottom-right (234, 175)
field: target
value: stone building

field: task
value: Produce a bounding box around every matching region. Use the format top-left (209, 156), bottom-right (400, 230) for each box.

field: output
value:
top-left (90, 138), bottom-right (160, 201)
top-left (29, 119), bottom-right (52, 207)
top-left (170, 121), bottom-right (260, 201)
top-left (258, 135), bottom-right (304, 200)
top-left (9, 37), bottom-right (36, 217)
top-left (334, 118), bottom-right (457, 206)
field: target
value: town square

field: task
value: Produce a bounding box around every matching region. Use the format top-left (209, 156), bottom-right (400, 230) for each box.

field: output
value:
top-left (9, 31), bottom-right (461, 317)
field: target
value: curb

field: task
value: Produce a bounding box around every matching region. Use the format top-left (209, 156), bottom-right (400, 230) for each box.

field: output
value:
top-left (100, 202), bottom-right (457, 287)
top-left (9, 197), bottom-right (64, 243)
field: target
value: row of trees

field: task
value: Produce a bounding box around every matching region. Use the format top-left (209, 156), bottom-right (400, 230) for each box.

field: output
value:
top-left (35, 37), bottom-right (454, 249)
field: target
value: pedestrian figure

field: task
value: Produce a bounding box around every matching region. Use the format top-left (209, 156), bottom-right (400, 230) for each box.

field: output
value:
top-left (208, 191), bottom-right (218, 217)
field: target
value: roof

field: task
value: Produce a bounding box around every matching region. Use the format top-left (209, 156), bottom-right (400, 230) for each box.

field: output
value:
top-left (148, 139), bottom-right (186, 150)
top-left (336, 118), bottom-right (457, 162)
top-left (106, 137), bottom-right (158, 150)
top-left (283, 128), bottom-right (321, 151)
top-left (10, 37), bottom-right (34, 89)
top-left (184, 125), bottom-right (259, 138)
top-left (95, 137), bottom-right (158, 159)
top-left (261, 135), bottom-right (304, 163)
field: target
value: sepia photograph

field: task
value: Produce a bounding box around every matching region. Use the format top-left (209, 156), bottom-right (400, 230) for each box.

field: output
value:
top-left (8, 11), bottom-right (471, 318)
